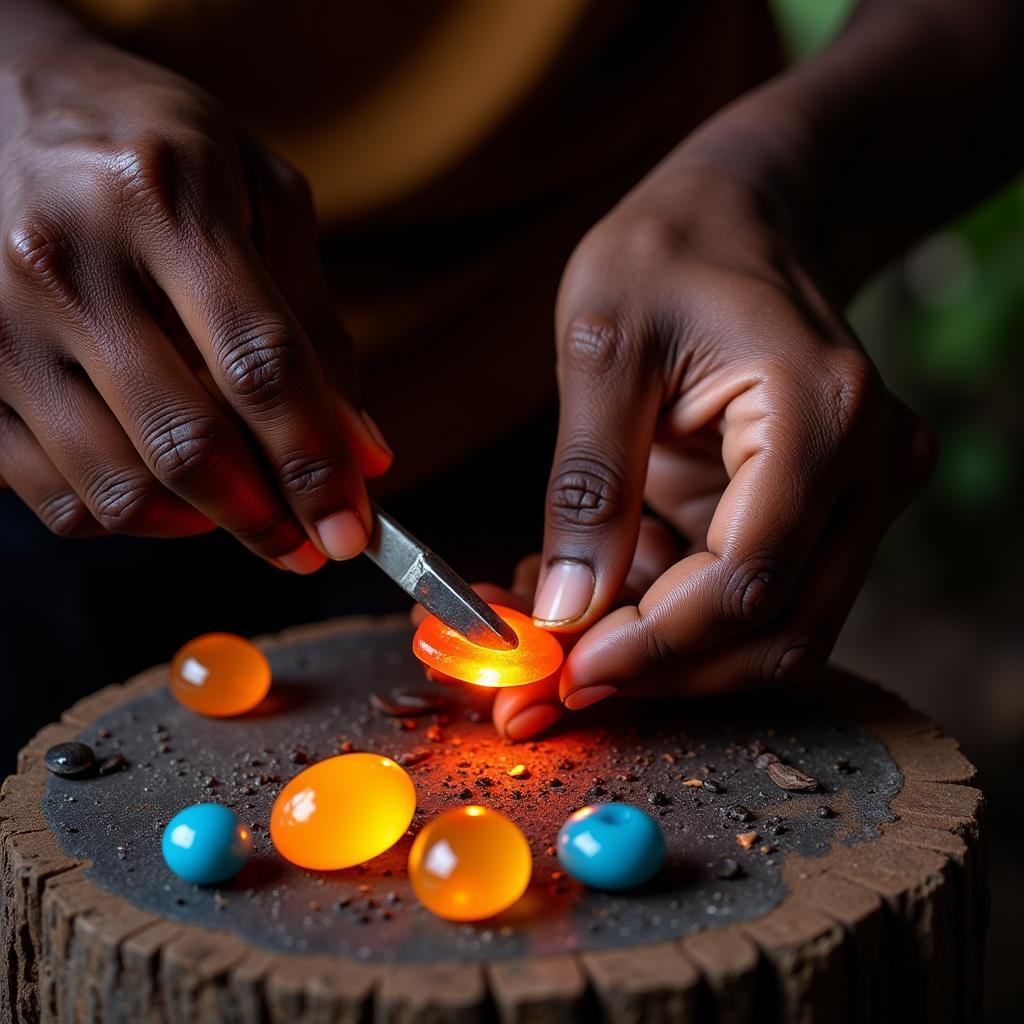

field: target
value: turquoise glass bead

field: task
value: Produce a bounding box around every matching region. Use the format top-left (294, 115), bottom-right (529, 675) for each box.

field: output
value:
top-left (162, 803), bottom-right (252, 885)
top-left (557, 803), bottom-right (666, 890)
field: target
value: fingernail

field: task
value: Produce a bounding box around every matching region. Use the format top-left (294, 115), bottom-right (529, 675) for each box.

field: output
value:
top-left (504, 704), bottom-right (561, 741)
top-left (532, 559), bottom-right (594, 625)
top-left (279, 541), bottom-right (327, 575)
top-left (564, 684), bottom-right (617, 711)
top-left (360, 410), bottom-right (392, 456)
top-left (316, 509), bottom-right (367, 560)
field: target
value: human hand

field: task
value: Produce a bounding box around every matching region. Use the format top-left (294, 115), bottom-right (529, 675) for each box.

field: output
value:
top-left (0, 33), bottom-right (389, 568)
top-left (512, 169), bottom-right (934, 733)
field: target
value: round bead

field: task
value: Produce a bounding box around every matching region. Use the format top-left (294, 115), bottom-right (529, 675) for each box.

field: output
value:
top-left (409, 806), bottom-right (531, 921)
top-left (170, 633), bottom-right (271, 717)
top-left (413, 604), bottom-right (563, 687)
top-left (162, 803), bottom-right (252, 885)
top-left (270, 753), bottom-right (415, 870)
top-left (557, 803), bottom-right (666, 890)
top-left (44, 741), bottom-right (96, 778)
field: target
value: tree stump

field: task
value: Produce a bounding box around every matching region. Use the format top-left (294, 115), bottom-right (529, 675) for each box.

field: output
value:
top-left (1, 616), bottom-right (986, 1023)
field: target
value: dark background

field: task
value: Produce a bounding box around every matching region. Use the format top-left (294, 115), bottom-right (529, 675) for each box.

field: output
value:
top-left (2, 0), bottom-right (1021, 1017)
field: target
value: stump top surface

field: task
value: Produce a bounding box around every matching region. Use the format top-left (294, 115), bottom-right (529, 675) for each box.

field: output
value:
top-left (41, 617), bottom-right (901, 963)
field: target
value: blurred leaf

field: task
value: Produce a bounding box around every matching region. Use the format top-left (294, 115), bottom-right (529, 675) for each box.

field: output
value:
top-left (770, 0), bottom-right (855, 57)
top-left (934, 423), bottom-right (1014, 513)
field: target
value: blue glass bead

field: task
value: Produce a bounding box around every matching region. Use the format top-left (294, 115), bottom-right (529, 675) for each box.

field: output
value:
top-left (162, 803), bottom-right (252, 885)
top-left (557, 803), bottom-right (666, 890)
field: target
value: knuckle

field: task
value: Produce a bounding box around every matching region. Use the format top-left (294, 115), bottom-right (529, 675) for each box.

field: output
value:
top-left (3, 217), bottom-right (81, 309)
top-left (37, 491), bottom-right (93, 538)
top-left (277, 453), bottom-right (337, 500)
top-left (88, 470), bottom-right (158, 534)
top-left (547, 447), bottom-right (625, 531)
top-left (108, 134), bottom-right (179, 222)
top-left (824, 350), bottom-right (883, 440)
top-left (561, 316), bottom-right (637, 377)
top-left (142, 409), bottom-right (223, 488)
top-left (214, 317), bottom-right (301, 410)
top-left (720, 554), bottom-right (788, 628)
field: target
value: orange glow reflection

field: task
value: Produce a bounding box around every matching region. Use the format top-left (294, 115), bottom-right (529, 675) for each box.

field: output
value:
top-left (412, 604), bottom-right (563, 687)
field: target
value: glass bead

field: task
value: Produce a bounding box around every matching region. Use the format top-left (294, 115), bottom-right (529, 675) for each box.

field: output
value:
top-left (270, 753), bottom-right (415, 870)
top-left (557, 803), bottom-right (666, 890)
top-left (170, 633), bottom-right (271, 717)
top-left (409, 806), bottom-right (531, 921)
top-left (412, 604), bottom-right (563, 687)
top-left (162, 803), bottom-right (252, 885)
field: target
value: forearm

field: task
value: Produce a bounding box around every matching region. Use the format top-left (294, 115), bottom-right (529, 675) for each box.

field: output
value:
top-left (663, 0), bottom-right (1024, 301)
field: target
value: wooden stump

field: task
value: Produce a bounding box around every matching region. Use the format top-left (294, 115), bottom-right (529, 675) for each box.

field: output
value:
top-left (1, 616), bottom-right (986, 1023)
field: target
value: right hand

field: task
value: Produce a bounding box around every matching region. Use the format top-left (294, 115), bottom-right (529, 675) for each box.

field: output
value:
top-left (0, 32), bottom-right (390, 570)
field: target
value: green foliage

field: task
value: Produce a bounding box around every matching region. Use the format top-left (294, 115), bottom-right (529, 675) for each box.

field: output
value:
top-left (770, 0), bottom-right (855, 58)
top-left (773, 0), bottom-right (1022, 520)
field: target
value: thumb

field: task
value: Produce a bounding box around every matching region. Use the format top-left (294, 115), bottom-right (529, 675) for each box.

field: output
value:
top-left (533, 315), bottom-right (661, 631)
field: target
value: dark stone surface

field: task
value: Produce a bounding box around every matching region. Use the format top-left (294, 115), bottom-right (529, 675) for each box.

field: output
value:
top-left (43, 620), bottom-right (901, 963)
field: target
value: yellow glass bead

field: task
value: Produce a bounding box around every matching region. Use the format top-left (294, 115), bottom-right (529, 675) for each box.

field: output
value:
top-left (270, 754), bottom-right (416, 870)
top-left (170, 633), bottom-right (271, 717)
top-left (409, 806), bottom-right (532, 921)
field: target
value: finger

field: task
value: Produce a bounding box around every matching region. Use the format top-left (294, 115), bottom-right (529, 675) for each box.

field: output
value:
top-left (558, 361), bottom-right (871, 705)
top-left (492, 674), bottom-right (563, 741)
top-left (3, 363), bottom-right (214, 538)
top-left (72, 293), bottom-right (327, 571)
top-left (533, 315), bottom-right (662, 630)
top-left (0, 401), bottom-right (102, 537)
top-left (247, 148), bottom-right (392, 479)
top-left (633, 486), bottom-right (901, 698)
top-left (143, 203), bottom-right (372, 561)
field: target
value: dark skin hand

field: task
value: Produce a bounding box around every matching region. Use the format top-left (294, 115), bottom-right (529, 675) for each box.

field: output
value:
top-left (419, 0), bottom-right (1023, 739)
top-left (0, 6), bottom-right (390, 569)
top-left (2, 3), bottom-right (1021, 735)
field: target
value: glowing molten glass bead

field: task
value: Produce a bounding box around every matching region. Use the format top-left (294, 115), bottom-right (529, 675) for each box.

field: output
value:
top-left (270, 753), bottom-right (415, 870)
top-left (170, 633), bottom-right (271, 717)
top-left (162, 803), bottom-right (252, 885)
top-left (412, 604), bottom-right (562, 687)
top-left (409, 806), bottom-right (531, 921)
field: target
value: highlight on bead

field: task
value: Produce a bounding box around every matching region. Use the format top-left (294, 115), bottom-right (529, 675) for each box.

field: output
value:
top-left (412, 604), bottom-right (563, 687)
top-left (170, 633), bottom-right (271, 718)
top-left (270, 753), bottom-right (416, 870)
top-left (408, 805), bottom-right (532, 921)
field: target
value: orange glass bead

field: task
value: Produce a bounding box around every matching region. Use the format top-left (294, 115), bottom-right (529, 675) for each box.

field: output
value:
top-left (170, 633), bottom-right (271, 717)
top-left (412, 604), bottom-right (563, 687)
top-left (409, 806), bottom-right (532, 921)
top-left (270, 754), bottom-right (416, 870)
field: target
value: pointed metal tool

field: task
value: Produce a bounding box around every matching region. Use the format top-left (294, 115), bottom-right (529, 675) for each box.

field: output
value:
top-left (363, 505), bottom-right (519, 651)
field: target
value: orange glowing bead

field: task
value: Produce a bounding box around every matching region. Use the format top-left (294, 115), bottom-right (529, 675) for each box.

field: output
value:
top-left (170, 633), bottom-right (271, 717)
top-left (412, 604), bottom-right (563, 687)
top-left (270, 753), bottom-right (416, 870)
top-left (409, 806), bottom-right (532, 921)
